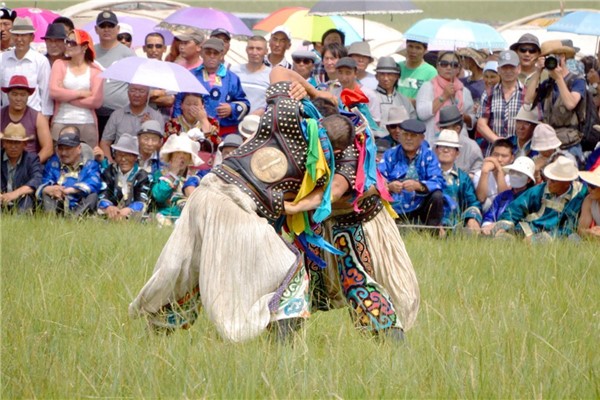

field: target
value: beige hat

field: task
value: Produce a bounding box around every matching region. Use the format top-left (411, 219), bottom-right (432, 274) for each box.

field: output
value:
top-left (347, 41), bottom-right (373, 61)
top-left (540, 39), bottom-right (576, 58)
top-left (0, 122), bottom-right (31, 141)
top-left (385, 106), bottom-right (409, 126)
top-left (9, 17), bottom-right (35, 35)
top-left (160, 134), bottom-right (202, 166)
top-left (543, 156), bottom-right (578, 181)
top-left (111, 134), bottom-right (139, 156)
top-left (435, 129), bottom-right (462, 148)
top-left (503, 156), bottom-right (535, 182)
top-left (531, 123), bottom-right (561, 151)
top-left (578, 168), bottom-right (600, 188)
top-left (515, 106), bottom-right (540, 125)
top-left (456, 48), bottom-right (487, 69)
top-left (239, 115), bottom-right (260, 139)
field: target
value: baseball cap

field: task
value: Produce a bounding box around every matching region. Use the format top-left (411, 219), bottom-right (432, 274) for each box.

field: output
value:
top-left (270, 25), bottom-right (291, 41)
top-left (210, 28), bottom-right (231, 40)
top-left (57, 130), bottom-right (81, 147)
top-left (96, 10), bottom-right (118, 26)
top-left (176, 31), bottom-right (204, 44)
top-left (497, 50), bottom-right (519, 68)
top-left (335, 57), bottom-right (357, 69)
top-left (203, 37), bottom-right (224, 52)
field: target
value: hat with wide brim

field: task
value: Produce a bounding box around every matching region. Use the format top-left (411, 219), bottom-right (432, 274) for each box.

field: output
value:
top-left (435, 129), bottom-right (462, 148)
top-left (540, 40), bottom-right (576, 58)
top-left (578, 168), bottom-right (600, 187)
top-left (503, 156), bottom-right (536, 182)
top-left (111, 134), bottom-right (139, 156)
top-left (0, 122), bottom-right (32, 141)
top-left (9, 17), bottom-right (35, 35)
top-left (1, 75), bottom-right (35, 94)
top-left (543, 156), bottom-right (579, 181)
top-left (531, 123), bottom-right (561, 151)
top-left (515, 106), bottom-right (540, 125)
top-left (239, 115), bottom-right (260, 139)
top-left (160, 134), bottom-right (202, 166)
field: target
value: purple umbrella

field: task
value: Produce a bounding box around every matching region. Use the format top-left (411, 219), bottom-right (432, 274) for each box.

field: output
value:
top-left (81, 16), bottom-right (174, 48)
top-left (101, 57), bottom-right (208, 95)
top-left (157, 7), bottom-right (252, 38)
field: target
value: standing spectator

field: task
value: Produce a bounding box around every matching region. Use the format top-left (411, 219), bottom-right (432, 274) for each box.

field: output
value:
top-left (378, 119), bottom-right (445, 229)
top-left (98, 134), bottom-right (151, 221)
top-left (311, 29), bottom-right (345, 82)
top-left (374, 57), bottom-right (416, 129)
top-left (52, 16), bottom-right (74, 36)
top-left (42, 23), bottom-right (67, 67)
top-left (0, 6), bottom-right (16, 52)
top-left (437, 105), bottom-right (483, 177)
top-left (175, 31), bottom-right (203, 70)
top-left (1, 75), bottom-right (53, 163)
top-left (577, 168), bottom-right (600, 239)
top-left (0, 122), bottom-right (43, 212)
top-left (210, 28), bottom-right (232, 68)
top-left (509, 33), bottom-right (541, 86)
top-left (473, 138), bottom-right (514, 212)
top-left (100, 84), bottom-right (164, 163)
top-left (37, 127), bottom-right (102, 216)
top-left (434, 129), bottom-right (482, 231)
top-left (0, 17), bottom-right (53, 118)
top-left (309, 43), bottom-right (347, 90)
top-left (291, 45), bottom-right (319, 80)
top-left (230, 36), bottom-right (271, 115)
top-left (143, 32), bottom-right (166, 60)
top-left (347, 41), bottom-right (377, 90)
top-left (477, 50), bottom-right (524, 154)
top-left (173, 38), bottom-right (249, 137)
top-left (142, 33), bottom-right (173, 119)
top-left (94, 11), bottom-right (136, 136)
top-left (493, 156), bottom-right (587, 239)
top-left (265, 26), bottom-right (292, 69)
top-left (397, 40), bottom-right (437, 105)
top-left (49, 29), bottom-right (104, 148)
top-left (524, 40), bottom-right (587, 165)
top-left (457, 48), bottom-right (487, 111)
top-left (116, 23), bottom-right (133, 48)
top-left (482, 61), bottom-right (500, 93)
top-left (511, 106), bottom-right (540, 157)
top-left (416, 51), bottom-right (474, 143)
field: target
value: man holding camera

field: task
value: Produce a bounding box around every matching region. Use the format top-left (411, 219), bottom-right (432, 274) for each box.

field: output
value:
top-left (524, 40), bottom-right (586, 164)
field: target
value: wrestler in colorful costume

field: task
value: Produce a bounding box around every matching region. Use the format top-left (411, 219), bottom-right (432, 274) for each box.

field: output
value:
top-left (287, 106), bottom-right (420, 337)
top-left (129, 78), bottom-right (344, 342)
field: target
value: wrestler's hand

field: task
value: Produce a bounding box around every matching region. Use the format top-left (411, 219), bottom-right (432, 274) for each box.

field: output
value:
top-left (312, 90), bottom-right (338, 107)
top-left (283, 201), bottom-right (300, 215)
top-left (289, 81), bottom-right (307, 101)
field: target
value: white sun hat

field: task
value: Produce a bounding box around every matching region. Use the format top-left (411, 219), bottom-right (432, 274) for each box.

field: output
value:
top-left (435, 129), bottom-right (462, 148)
top-left (543, 156), bottom-right (579, 181)
top-left (160, 134), bottom-right (202, 166)
top-left (503, 156), bottom-right (535, 182)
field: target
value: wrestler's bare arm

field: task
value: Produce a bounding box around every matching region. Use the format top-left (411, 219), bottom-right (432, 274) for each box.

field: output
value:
top-left (283, 174), bottom-right (350, 215)
top-left (270, 66), bottom-right (338, 105)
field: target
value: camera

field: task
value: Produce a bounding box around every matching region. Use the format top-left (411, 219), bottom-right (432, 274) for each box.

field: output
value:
top-left (545, 54), bottom-right (559, 70)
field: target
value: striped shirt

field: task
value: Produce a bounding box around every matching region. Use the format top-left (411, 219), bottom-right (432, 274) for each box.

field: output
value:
top-left (479, 81), bottom-right (525, 140)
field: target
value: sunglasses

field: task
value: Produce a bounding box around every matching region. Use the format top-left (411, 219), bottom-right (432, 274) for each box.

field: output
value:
top-left (145, 43), bottom-right (164, 49)
top-left (64, 39), bottom-right (78, 47)
top-left (293, 58), bottom-right (313, 65)
top-left (518, 47), bottom-right (539, 54)
top-left (97, 22), bottom-right (116, 29)
top-left (438, 60), bottom-right (460, 69)
top-left (386, 123), bottom-right (402, 130)
top-left (117, 34), bottom-right (132, 42)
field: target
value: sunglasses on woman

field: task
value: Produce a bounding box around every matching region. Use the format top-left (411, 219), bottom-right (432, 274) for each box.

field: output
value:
top-left (117, 33), bottom-right (132, 43)
top-left (438, 60), bottom-right (460, 69)
top-left (64, 39), bottom-right (78, 47)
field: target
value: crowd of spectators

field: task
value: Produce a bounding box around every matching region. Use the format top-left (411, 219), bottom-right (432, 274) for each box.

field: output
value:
top-left (1, 7), bottom-right (599, 240)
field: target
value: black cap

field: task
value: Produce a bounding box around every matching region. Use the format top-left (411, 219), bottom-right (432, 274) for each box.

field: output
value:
top-left (399, 119), bottom-right (426, 134)
top-left (96, 10), bottom-right (118, 26)
top-left (0, 7), bottom-right (17, 21)
top-left (57, 131), bottom-right (81, 147)
top-left (335, 57), bottom-right (357, 69)
top-left (438, 105), bottom-right (463, 127)
top-left (42, 23), bottom-right (67, 40)
top-left (210, 28), bottom-right (231, 40)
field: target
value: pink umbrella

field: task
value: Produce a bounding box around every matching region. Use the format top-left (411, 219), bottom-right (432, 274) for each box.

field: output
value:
top-left (80, 16), bottom-right (174, 48)
top-left (14, 7), bottom-right (61, 43)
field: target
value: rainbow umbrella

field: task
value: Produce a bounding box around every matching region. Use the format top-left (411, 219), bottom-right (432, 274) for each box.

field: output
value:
top-left (14, 7), bottom-right (61, 43)
top-left (253, 7), bottom-right (361, 43)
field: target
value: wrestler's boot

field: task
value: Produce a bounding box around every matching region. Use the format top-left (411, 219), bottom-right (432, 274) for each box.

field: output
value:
top-left (379, 328), bottom-right (405, 343)
top-left (271, 317), bottom-right (305, 343)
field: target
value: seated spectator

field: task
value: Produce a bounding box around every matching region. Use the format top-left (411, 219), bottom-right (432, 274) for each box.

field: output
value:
top-left (494, 156), bottom-right (587, 240)
top-left (164, 93), bottom-right (219, 142)
top-left (511, 106), bottom-right (540, 157)
top-left (481, 156), bottom-right (536, 235)
top-left (151, 134), bottom-right (202, 225)
top-left (37, 127), bottom-right (102, 216)
top-left (531, 123), bottom-right (576, 183)
top-left (437, 105), bottom-right (483, 177)
top-left (137, 120), bottom-right (164, 174)
top-left (577, 167), bottom-right (600, 239)
top-left (218, 134), bottom-right (244, 160)
top-left (473, 138), bottom-right (514, 212)
top-left (50, 29), bottom-right (104, 148)
top-left (0, 122), bottom-right (43, 212)
top-left (100, 83), bottom-right (164, 163)
top-left (434, 129), bottom-right (482, 231)
top-left (347, 41), bottom-right (377, 90)
top-left (384, 106), bottom-right (410, 147)
top-left (374, 57), bottom-right (416, 129)
top-left (238, 114), bottom-right (260, 141)
top-left (416, 51), bottom-right (474, 143)
top-left (1, 75), bottom-right (53, 163)
top-left (378, 119), bottom-right (445, 229)
top-left (98, 134), bottom-right (151, 221)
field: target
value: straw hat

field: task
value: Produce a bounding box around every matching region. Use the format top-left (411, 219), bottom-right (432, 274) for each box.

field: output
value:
top-left (456, 48), bottom-right (487, 69)
top-left (543, 156), bottom-right (578, 181)
top-left (540, 39), bottom-right (576, 58)
top-left (531, 123), bottom-right (561, 151)
top-left (578, 168), bottom-right (600, 188)
top-left (111, 134), bottom-right (139, 156)
top-left (386, 106), bottom-right (410, 126)
top-left (160, 134), bottom-right (202, 166)
top-left (0, 123), bottom-right (31, 141)
top-left (503, 156), bottom-right (535, 182)
top-left (435, 129), bottom-right (461, 148)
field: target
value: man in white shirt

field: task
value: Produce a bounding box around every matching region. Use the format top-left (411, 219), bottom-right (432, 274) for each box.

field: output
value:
top-left (0, 17), bottom-right (53, 118)
top-left (264, 25), bottom-right (292, 69)
top-left (231, 36), bottom-right (271, 116)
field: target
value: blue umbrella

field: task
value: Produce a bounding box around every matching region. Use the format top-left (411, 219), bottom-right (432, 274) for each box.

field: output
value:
top-left (404, 18), bottom-right (507, 51)
top-left (547, 10), bottom-right (600, 36)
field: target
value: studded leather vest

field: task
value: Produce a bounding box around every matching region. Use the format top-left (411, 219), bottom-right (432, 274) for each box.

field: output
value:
top-left (212, 82), bottom-right (308, 221)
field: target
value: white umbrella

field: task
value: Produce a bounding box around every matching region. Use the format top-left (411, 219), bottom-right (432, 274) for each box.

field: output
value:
top-left (100, 57), bottom-right (208, 95)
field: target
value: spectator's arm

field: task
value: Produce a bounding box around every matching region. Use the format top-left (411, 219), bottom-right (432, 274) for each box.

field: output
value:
top-left (73, 161), bottom-right (102, 194)
top-left (554, 73), bottom-right (582, 111)
top-left (415, 82), bottom-right (435, 121)
top-left (36, 113), bottom-right (53, 164)
top-left (71, 69), bottom-right (104, 109)
top-left (49, 60), bottom-right (81, 102)
top-left (39, 57), bottom-right (54, 117)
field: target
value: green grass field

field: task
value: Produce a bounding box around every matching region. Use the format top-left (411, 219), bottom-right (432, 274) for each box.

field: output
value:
top-left (4, 0), bottom-right (599, 31)
top-left (1, 216), bottom-right (598, 398)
